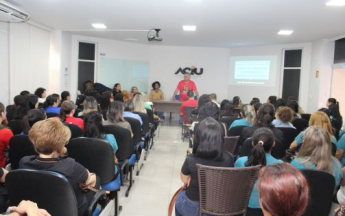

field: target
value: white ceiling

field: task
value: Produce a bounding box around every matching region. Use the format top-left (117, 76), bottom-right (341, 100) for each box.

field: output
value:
top-left (5, 0), bottom-right (345, 47)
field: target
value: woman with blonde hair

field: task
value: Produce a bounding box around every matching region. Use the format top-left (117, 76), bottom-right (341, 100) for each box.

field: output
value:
top-left (229, 104), bottom-right (255, 129)
top-left (289, 111), bottom-right (337, 150)
top-left (78, 96), bottom-right (99, 117)
top-left (291, 126), bottom-right (343, 188)
top-left (132, 93), bottom-right (147, 113)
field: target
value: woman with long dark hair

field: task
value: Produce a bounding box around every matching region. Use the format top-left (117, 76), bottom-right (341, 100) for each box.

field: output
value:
top-left (22, 109), bottom-right (46, 135)
top-left (175, 117), bottom-right (234, 216)
top-left (235, 128), bottom-right (283, 216)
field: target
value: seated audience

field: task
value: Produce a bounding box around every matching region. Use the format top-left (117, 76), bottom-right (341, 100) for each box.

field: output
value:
top-left (219, 99), bottom-right (238, 118)
top-left (123, 99), bottom-right (143, 125)
top-left (84, 111), bottom-right (119, 175)
top-left (44, 95), bottom-right (60, 115)
top-left (233, 96), bottom-right (242, 109)
top-left (34, 87), bottom-right (46, 104)
top-left (26, 94), bottom-right (39, 110)
top-left (179, 90), bottom-right (198, 124)
top-left (289, 111), bottom-right (337, 150)
top-left (19, 118), bottom-right (98, 216)
top-left (60, 91), bottom-right (71, 106)
top-left (175, 117), bottom-right (234, 216)
top-left (253, 102), bottom-right (262, 115)
top-left (328, 98), bottom-right (343, 138)
top-left (51, 93), bottom-right (61, 106)
top-left (0, 102), bottom-right (14, 168)
top-left (113, 83), bottom-right (121, 97)
top-left (209, 93), bottom-right (220, 107)
top-left (275, 98), bottom-right (285, 109)
top-left (229, 104), bottom-right (255, 129)
top-left (239, 103), bottom-right (284, 147)
top-left (20, 90), bottom-right (30, 96)
top-left (191, 94), bottom-right (211, 116)
top-left (190, 102), bottom-right (220, 134)
top-left (130, 86), bottom-right (138, 99)
top-left (286, 100), bottom-right (301, 118)
top-left (149, 81), bottom-right (164, 101)
top-left (132, 93), bottom-right (147, 113)
top-left (100, 91), bottom-right (113, 120)
top-left (291, 126), bottom-right (343, 188)
top-left (114, 93), bottom-right (124, 102)
top-left (122, 90), bottom-right (130, 101)
top-left (257, 163), bottom-right (309, 216)
top-left (250, 97), bottom-right (260, 106)
top-left (267, 96), bottom-right (277, 107)
top-left (60, 101), bottom-right (84, 130)
top-left (272, 106), bottom-right (295, 128)
top-left (12, 95), bottom-right (30, 121)
top-left (22, 109), bottom-right (47, 134)
top-left (235, 128), bottom-right (283, 215)
top-left (103, 101), bottom-right (133, 135)
top-left (78, 96), bottom-right (99, 117)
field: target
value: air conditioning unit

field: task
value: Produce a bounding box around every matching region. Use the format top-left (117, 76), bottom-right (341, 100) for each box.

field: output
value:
top-left (0, 1), bottom-right (30, 22)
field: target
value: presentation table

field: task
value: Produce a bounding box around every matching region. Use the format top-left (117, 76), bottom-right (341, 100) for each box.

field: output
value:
top-left (152, 100), bottom-right (182, 113)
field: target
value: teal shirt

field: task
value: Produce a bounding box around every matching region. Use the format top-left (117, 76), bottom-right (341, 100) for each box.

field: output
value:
top-left (229, 119), bottom-right (252, 130)
top-left (337, 135), bottom-right (345, 166)
top-left (235, 153), bottom-right (283, 209)
top-left (291, 156), bottom-right (343, 188)
top-left (295, 131), bottom-right (337, 145)
top-left (103, 134), bottom-right (119, 174)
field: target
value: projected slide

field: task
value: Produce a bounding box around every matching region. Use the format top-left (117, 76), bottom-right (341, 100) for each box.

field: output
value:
top-left (229, 56), bottom-right (277, 86)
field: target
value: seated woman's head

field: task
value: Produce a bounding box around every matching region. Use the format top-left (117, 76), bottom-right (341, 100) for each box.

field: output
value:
top-left (309, 111), bottom-right (332, 135)
top-left (83, 96), bottom-right (99, 115)
top-left (193, 117), bottom-right (224, 160)
top-left (44, 95), bottom-right (58, 108)
top-left (286, 100), bottom-right (299, 114)
top-left (254, 103), bottom-right (275, 127)
top-left (122, 90), bottom-right (129, 101)
top-left (84, 111), bottom-right (104, 138)
top-left (133, 93), bottom-right (146, 113)
top-left (152, 81), bottom-right (161, 90)
top-left (240, 104), bottom-right (255, 123)
top-left (100, 91), bottom-right (112, 111)
top-left (61, 91), bottom-right (71, 103)
top-left (198, 102), bottom-right (220, 121)
top-left (232, 96), bottom-right (242, 108)
top-left (107, 101), bottom-right (125, 123)
top-left (76, 94), bottom-right (86, 108)
top-left (258, 163), bottom-right (309, 216)
top-left (250, 97), bottom-right (260, 106)
top-left (29, 118), bottom-right (70, 156)
top-left (220, 100), bottom-right (236, 117)
top-left (34, 87), bottom-right (46, 99)
top-left (299, 126), bottom-right (333, 173)
top-left (267, 96), bottom-right (277, 105)
top-left (60, 100), bottom-right (75, 122)
top-left (245, 127), bottom-right (275, 167)
top-left (123, 99), bottom-right (134, 112)
top-left (197, 94), bottom-right (211, 109)
top-left (131, 86), bottom-right (138, 94)
top-left (275, 106), bottom-right (294, 123)
top-left (22, 109), bottom-right (47, 134)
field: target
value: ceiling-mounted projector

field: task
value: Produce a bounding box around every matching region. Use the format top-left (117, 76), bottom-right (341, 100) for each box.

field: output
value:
top-left (0, 0), bottom-right (30, 23)
top-left (147, 29), bottom-right (163, 42)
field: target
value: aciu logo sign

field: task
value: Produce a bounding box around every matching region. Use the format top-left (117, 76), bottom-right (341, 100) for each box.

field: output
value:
top-left (175, 65), bottom-right (204, 75)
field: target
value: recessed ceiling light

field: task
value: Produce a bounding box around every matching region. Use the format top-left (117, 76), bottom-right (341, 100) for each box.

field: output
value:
top-left (92, 23), bottom-right (107, 29)
top-left (277, 30), bottom-right (294, 35)
top-left (183, 25), bottom-right (197, 31)
top-left (326, 0), bottom-right (345, 6)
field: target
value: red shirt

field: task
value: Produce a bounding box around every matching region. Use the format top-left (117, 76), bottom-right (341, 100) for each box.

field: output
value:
top-left (180, 99), bottom-right (198, 123)
top-left (0, 128), bottom-right (13, 168)
top-left (65, 116), bottom-right (84, 130)
top-left (176, 80), bottom-right (197, 101)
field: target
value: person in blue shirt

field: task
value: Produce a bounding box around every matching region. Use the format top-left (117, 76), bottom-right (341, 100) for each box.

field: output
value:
top-left (272, 106), bottom-right (295, 129)
top-left (291, 126), bottom-right (343, 188)
top-left (84, 111), bottom-right (119, 176)
top-left (235, 127), bottom-right (283, 215)
top-left (123, 99), bottom-right (143, 125)
top-left (229, 104), bottom-right (254, 129)
top-left (44, 95), bottom-right (60, 114)
top-left (290, 111), bottom-right (337, 150)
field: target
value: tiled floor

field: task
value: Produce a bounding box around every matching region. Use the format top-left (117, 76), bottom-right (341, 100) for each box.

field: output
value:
top-left (116, 120), bottom-right (186, 216)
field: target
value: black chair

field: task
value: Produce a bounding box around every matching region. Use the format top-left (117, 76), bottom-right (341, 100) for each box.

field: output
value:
top-left (8, 119), bottom-right (23, 135)
top-left (133, 112), bottom-right (152, 160)
top-left (222, 136), bottom-right (240, 154)
top-left (6, 169), bottom-right (105, 216)
top-left (301, 114), bottom-right (311, 123)
top-left (67, 137), bottom-right (122, 215)
top-left (276, 127), bottom-right (299, 151)
top-left (228, 125), bottom-right (247, 137)
top-left (104, 125), bottom-right (136, 197)
top-left (301, 169), bottom-right (335, 216)
top-left (292, 118), bottom-right (308, 134)
top-left (9, 135), bottom-right (37, 170)
top-left (145, 108), bottom-right (157, 149)
top-left (64, 123), bottom-right (84, 139)
top-left (220, 116), bottom-right (239, 130)
top-left (46, 112), bottom-right (59, 118)
top-left (239, 138), bottom-right (285, 159)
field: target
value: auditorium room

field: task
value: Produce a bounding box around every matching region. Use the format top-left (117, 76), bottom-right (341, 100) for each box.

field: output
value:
top-left (1, 0), bottom-right (345, 216)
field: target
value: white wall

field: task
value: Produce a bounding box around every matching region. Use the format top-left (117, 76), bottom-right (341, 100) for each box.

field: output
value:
top-left (0, 23), bottom-right (9, 105)
top-left (228, 43), bottom-right (312, 112)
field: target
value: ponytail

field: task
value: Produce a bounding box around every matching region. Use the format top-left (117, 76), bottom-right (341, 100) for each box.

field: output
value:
top-left (60, 101), bottom-right (75, 123)
top-left (245, 141), bottom-right (267, 167)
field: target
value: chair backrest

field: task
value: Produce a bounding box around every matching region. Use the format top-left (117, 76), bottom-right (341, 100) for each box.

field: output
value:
top-left (228, 125), bottom-right (247, 137)
top-left (197, 164), bottom-right (261, 215)
top-left (276, 127), bottom-right (299, 151)
top-left (292, 118), bottom-right (308, 134)
top-left (46, 113), bottom-right (59, 118)
top-left (184, 106), bottom-right (196, 124)
top-left (6, 169), bottom-right (78, 216)
top-left (220, 116), bottom-right (240, 129)
top-left (124, 117), bottom-right (141, 146)
top-left (145, 108), bottom-right (154, 124)
top-left (8, 119), bottom-right (23, 135)
top-left (64, 123), bottom-right (84, 140)
top-left (67, 137), bottom-right (115, 184)
top-left (301, 114), bottom-right (311, 123)
top-left (222, 136), bottom-right (240, 154)
top-left (9, 135), bottom-right (37, 170)
top-left (103, 125), bottom-right (133, 161)
top-left (239, 138), bottom-right (284, 159)
top-left (133, 112), bottom-right (149, 135)
top-left (301, 169), bottom-right (335, 216)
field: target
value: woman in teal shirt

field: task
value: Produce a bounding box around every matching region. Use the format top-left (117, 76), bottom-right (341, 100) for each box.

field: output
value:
top-left (235, 128), bottom-right (283, 215)
top-left (291, 126), bottom-right (343, 188)
top-left (229, 104), bottom-right (254, 129)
